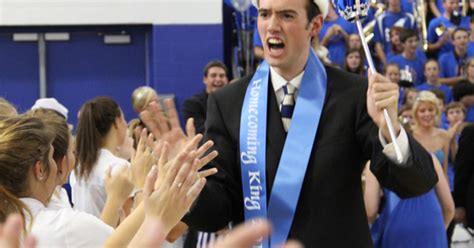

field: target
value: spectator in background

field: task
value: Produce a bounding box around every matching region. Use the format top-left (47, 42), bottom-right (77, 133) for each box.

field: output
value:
top-left (386, 27), bottom-right (427, 62)
top-left (401, 87), bottom-right (419, 108)
top-left (131, 86), bottom-right (159, 114)
top-left (374, 0), bottom-right (416, 66)
top-left (428, 0), bottom-right (470, 56)
top-left (182, 61), bottom-right (229, 248)
top-left (453, 57), bottom-right (474, 122)
top-left (343, 48), bottom-right (365, 76)
top-left (319, 2), bottom-right (356, 67)
top-left (388, 29), bottom-right (426, 86)
top-left (438, 28), bottom-right (474, 86)
top-left (417, 60), bottom-right (454, 104)
top-left (182, 61), bottom-right (229, 135)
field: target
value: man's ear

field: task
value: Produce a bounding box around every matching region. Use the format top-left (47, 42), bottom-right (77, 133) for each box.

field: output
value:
top-left (310, 15), bottom-right (324, 38)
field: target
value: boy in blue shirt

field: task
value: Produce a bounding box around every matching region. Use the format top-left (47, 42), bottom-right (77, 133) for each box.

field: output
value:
top-left (428, 0), bottom-right (470, 56)
top-left (374, 0), bottom-right (416, 66)
top-left (416, 60), bottom-right (454, 104)
top-left (439, 28), bottom-right (473, 86)
top-left (388, 29), bottom-right (426, 86)
top-left (319, 3), bottom-right (356, 68)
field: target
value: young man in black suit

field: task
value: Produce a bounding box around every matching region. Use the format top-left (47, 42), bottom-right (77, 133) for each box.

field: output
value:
top-left (183, 0), bottom-right (437, 247)
top-left (182, 61), bottom-right (229, 134)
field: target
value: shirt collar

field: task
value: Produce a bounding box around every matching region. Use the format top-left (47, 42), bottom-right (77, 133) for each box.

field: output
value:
top-left (270, 66), bottom-right (304, 92)
top-left (20, 197), bottom-right (46, 217)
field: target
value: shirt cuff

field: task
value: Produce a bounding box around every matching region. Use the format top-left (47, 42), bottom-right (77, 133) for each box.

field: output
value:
top-left (378, 127), bottom-right (410, 165)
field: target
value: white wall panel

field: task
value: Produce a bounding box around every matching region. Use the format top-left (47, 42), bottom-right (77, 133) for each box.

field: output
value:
top-left (0, 0), bottom-right (222, 25)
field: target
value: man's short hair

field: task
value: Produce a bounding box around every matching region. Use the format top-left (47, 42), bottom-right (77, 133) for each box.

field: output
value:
top-left (203, 61), bottom-right (228, 77)
top-left (256, 0), bottom-right (321, 23)
top-left (399, 28), bottom-right (418, 43)
top-left (451, 27), bottom-right (469, 40)
top-left (445, 101), bottom-right (466, 114)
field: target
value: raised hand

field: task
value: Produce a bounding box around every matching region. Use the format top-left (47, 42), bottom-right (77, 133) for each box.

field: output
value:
top-left (0, 214), bottom-right (36, 248)
top-left (367, 71), bottom-right (401, 142)
top-left (140, 99), bottom-right (197, 160)
top-left (131, 128), bottom-right (156, 190)
top-left (142, 143), bottom-right (207, 235)
top-left (104, 165), bottom-right (135, 204)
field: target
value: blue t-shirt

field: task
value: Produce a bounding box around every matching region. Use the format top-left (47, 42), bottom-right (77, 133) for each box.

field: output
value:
top-left (428, 16), bottom-right (470, 56)
top-left (389, 54), bottom-right (426, 86)
top-left (374, 11), bottom-right (416, 54)
top-left (400, 0), bottom-right (413, 14)
top-left (319, 16), bottom-right (356, 67)
top-left (415, 83), bottom-right (454, 104)
top-left (466, 106), bottom-right (474, 122)
top-left (439, 50), bottom-right (474, 79)
top-left (387, 48), bottom-right (428, 63)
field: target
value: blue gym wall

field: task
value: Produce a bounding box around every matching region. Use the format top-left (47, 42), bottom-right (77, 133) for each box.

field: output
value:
top-left (0, 24), bottom-right (223, 127)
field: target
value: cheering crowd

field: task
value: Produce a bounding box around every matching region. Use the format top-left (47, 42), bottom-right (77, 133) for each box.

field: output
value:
top-left (0, 0), bottom-right (474, 247)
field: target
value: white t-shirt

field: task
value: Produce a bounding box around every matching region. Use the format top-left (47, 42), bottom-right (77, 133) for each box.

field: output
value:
top-left (21, 198), bottom-right (113, 248)
top-left (70, 148), bottom-right (130, 217)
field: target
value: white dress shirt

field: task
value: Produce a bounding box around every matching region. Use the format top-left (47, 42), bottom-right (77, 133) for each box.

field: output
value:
top-left (269, 67), bottom-right (410, 163)
top-left (21, 197), bottom-right (113, 248)
top-left (70, 148), bottom-right (130, 217)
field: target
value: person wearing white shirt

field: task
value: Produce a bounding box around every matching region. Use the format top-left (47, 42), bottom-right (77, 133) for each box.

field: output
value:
top-left (71, 96), bottom-right (130, 218)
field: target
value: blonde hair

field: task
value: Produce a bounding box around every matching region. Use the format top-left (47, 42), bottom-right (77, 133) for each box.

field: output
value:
top-left (0, 97), bottom-right (17, 120)
top-left (131, 86), bottom-right (158, 113)
top-left (412, 91), bottom-right (441, 127)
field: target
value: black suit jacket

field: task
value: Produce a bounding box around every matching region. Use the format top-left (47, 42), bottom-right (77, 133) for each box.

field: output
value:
top-left (182, 90), bottom-right (209, 134)
top-left (454, 125), bottom-right (474, 228)
top-left (183, 66), bottom-right (437, 247)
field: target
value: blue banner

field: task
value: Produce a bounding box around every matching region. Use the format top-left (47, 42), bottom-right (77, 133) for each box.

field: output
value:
top-left (240, 49), bottom-right (327, 247)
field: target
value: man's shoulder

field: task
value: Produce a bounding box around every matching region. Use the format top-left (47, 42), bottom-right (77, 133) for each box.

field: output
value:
top-left (462, 124), bottom-right (474, 137)
top-left (325, 65), bottom-right (368, 92)
top-left (212, 74), bottom-right (253, 99)
top-left (184, 91), bottom-right (208, 105)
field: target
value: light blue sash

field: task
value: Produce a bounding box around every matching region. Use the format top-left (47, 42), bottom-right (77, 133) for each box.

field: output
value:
top-left (239, 49), bottom-right (327, 247)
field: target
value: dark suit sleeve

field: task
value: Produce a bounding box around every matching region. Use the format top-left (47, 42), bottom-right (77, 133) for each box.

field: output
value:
top-left (454, 126), bottom-right (474, 208)
top-left (182, 92), bottom-right (243, 231)
top-left (182, 97), bottom-right (206, 134)
top-left (354, 81), bottom-right (438, 199)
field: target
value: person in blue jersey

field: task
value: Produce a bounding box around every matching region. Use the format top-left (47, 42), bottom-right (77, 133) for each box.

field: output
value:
top-left (385, 27), bottom-right (427, 63)
top-left (430, 0), bottom-right (448, 17)
top-left (453, 57), bottom-right (474, 122)
top-left (388, 29), bottom-right (426, 86)
top-left (416, 60), bottom-right (454, 104)
top-left (374, 0), bottom-right (416, 66)
top-left (439, 28), bottom-right (474, 86)
top-left (319, 3), bottom-right (356, 68)
top-left (428, 0), bottom-right (470, 56)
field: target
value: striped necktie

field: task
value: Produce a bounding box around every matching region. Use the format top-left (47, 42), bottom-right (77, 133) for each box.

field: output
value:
top-left (280, 83), bottom-right (296, 132)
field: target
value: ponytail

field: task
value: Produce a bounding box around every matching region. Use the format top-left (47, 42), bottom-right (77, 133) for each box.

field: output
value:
top-left (75, 97), bottom-right (121, 180)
